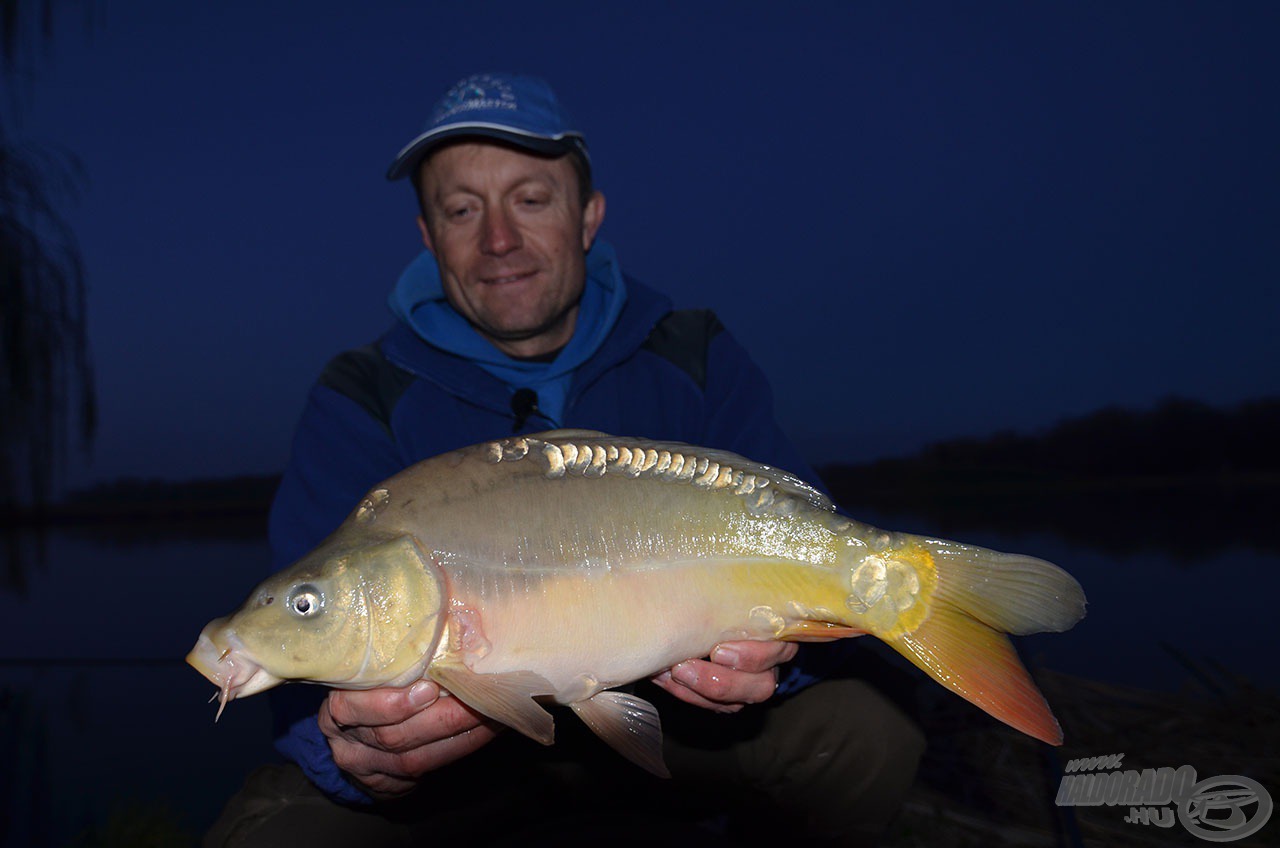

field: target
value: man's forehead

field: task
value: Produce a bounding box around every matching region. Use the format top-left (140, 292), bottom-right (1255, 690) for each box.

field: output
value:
top-left (419, 140), bottom-right (571, 193)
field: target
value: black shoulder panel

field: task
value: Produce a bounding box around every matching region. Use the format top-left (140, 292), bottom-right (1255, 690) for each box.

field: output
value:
top-left (641, 309), bottom-right (725, 391)
top-left (317, 344), bottom-right (416, 436)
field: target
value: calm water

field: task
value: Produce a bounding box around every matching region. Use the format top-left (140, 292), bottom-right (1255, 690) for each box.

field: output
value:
top-left (1, 533), bottom-right (275, 848)
top-left (1, 527), bottom-right (1276, 846)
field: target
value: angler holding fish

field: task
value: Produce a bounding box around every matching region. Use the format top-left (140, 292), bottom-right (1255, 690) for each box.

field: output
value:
top-left (198, 74), bottom-right (1083, 847)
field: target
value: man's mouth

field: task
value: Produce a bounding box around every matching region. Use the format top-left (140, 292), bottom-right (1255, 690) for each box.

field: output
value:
top-left (481, 269), bottom-right (539, 285)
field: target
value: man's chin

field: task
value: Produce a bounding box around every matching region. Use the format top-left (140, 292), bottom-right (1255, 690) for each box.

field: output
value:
top-left (473, 311), bottom-right (578, 358)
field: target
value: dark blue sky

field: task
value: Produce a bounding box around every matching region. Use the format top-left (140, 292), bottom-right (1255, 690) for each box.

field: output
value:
top-left (16, 1), bottom-right (1280, 486)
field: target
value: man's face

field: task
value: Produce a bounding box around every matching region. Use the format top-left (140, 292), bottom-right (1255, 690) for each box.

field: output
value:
top-left (416, 141), bottom-right (605, 359)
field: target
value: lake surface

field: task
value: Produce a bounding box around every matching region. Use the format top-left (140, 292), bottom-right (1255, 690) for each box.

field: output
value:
top-left (1, 525), bottom-right (1276, 846)
top-left (1, 533), bottom-right (275, 848)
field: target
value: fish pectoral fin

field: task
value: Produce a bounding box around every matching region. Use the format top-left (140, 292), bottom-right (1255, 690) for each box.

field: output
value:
top-left (776, 621), bottom-right (867, 642)
top-left (570, 691), bottom-right (670, 778)
top-left (428, 664), bottom-right (556, 746)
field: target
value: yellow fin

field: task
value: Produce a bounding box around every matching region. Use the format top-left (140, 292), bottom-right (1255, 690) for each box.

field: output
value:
top-left (428, 663), bottom-right (557, 745)
top-left (922, 539), bottom-right (1086, 635)
top-left (776, 621), bottom-right (866, 643)
top-left (570, 691), bottom-right (670, 778)
top-left (887, 600), bottom-right (1064, 745)
top-left (861, 534), bottom-right (1085, 743)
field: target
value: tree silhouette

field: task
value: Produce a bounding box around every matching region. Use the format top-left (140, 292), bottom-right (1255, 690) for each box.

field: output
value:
top-left (1, 1), bottom-right (97, 588)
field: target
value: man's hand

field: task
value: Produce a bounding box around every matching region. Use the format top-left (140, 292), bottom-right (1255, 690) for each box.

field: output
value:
top-left (318, 681), bottom-right (501, 800)
top-left (319, 640), bottom-right (796, 798)
top-left (650, 640), bottom-right (799, 713)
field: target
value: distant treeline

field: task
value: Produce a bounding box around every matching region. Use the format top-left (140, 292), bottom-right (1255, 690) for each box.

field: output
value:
top-left (8, 396), bottom-right (1278, 557)
top-left (2, 474), bottom-right (282, 545)
top-left (818, 396), bottom-right (1280, 558)
top-left (50, 395), bottom-right (1280, 515)
top-left (1, 475), bottom-right (283, 587)
top-left (830, 395), bottom-right (1279, 482)
top-left (65, 474), bottom-right (281, 511)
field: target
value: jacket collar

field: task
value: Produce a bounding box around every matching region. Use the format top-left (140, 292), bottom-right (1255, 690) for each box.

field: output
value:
top-left (380, 266), bottom-right (673, 415)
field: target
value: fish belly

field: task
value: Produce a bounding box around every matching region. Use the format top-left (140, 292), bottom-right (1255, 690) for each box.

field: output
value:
top-left (446, 556), bottom-right (846, 703)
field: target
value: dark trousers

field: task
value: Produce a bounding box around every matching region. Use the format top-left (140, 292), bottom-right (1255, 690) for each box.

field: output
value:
top-left (205, 678), bottom-right (925, 848)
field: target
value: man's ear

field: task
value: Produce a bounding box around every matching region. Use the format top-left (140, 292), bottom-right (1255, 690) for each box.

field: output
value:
top-left (581, 191), bottom-right (606, 251)
top-left (416, 215), bottom-right (436, 255)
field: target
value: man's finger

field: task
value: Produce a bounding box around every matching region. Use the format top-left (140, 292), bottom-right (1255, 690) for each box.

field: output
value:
top-left (326, 681), bottom-right (440, 729)
top-left (320, 690), bottom-right (488, 754)
top-left (671, 659), bottom-right (779, 705)
top-left (365, 696), bottom-right (490, 754)
top-left (651, 668), bottom-right (744, 714)
top-left (331, 719), bottom-right (501, 783)
top-left (710, 640), bottom-right (798, 673)
top-left (322, 702), bottom-right (503, 800)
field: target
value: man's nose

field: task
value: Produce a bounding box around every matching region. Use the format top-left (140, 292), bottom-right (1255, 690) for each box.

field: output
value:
top-left (480, 208), bottom-right (522, 255)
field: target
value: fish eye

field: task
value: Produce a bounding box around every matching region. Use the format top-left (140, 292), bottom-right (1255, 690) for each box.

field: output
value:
top-left (288, 585), bottom-right (322, 617)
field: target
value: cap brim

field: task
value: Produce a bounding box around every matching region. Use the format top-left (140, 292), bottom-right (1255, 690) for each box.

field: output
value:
top-left (386, 125), bottom-right (585, 180)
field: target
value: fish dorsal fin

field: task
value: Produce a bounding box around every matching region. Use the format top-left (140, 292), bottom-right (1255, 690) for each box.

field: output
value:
top-left (569, 690), bottom-right (670, 778)
top-left (505, 432), bottom-right (832, 513)
top-left (428, 663), bottom-right (557, 745)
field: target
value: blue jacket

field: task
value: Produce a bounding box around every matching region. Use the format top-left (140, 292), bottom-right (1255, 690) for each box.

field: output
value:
top-left (267, 246), bottom-right (830, 804)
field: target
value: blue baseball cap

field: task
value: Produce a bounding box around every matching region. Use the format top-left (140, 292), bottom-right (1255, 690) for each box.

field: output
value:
top-left (386, 73), bottom-right (588, 181)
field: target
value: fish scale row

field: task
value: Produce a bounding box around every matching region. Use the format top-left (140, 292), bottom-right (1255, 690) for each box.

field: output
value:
top-left (486, 436), bottom-right (792, 515)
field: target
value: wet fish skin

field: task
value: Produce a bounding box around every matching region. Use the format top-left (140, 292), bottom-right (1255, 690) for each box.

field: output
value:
top-left (188, 430), bottom-right (1086, 773)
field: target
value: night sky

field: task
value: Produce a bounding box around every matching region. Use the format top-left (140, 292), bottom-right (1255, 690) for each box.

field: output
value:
top-left (16, 1), bottom-right (1280, 488)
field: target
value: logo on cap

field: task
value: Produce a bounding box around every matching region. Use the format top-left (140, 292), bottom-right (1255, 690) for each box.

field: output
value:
top-left (433, 74), bottom-right (518, 122)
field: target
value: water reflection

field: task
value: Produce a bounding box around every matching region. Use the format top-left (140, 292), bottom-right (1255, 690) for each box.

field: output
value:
top-left (1, 532), bottom-right (274, 847)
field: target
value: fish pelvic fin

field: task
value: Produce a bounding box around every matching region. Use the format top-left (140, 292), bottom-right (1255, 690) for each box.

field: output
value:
top-left (428, 663), bottom-right (557, 745)
top-left (855, 537), bottom-right (1085, 745)
top-left (570, 691), bottom-right (670, 778)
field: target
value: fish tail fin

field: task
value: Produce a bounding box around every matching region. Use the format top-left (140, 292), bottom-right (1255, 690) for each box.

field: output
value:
top-left (857, 536), bottom-right (1086, 744)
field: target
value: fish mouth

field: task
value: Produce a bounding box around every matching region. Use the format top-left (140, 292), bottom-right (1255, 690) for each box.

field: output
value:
top-left (186, 623), bottom-right (283, 719)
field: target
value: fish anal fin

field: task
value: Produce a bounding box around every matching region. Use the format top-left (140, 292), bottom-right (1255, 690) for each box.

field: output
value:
top-left (888, 601), bottom-right (1064, 745)
top-left (570, 691), bottom-right (670, 778)
top-left (428, 664), bottom-right (556, 745)
top-left (776, 621), bottom-right (866, 643)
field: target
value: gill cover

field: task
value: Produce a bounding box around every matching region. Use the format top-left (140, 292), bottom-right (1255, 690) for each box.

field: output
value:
top-left (343, 534), bottom-right (447, 688)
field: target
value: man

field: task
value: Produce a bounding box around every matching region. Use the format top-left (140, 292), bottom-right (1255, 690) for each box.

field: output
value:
top-left (208, 74), bottom-right (923, 847)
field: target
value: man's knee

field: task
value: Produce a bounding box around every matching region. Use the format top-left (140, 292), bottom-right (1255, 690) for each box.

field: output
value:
top-left (739, 678), bottom-right (925, 839)
top-left (204, 764), bottom-right (405, 848)
top-left (761, 678), bottom-right (921, 774)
